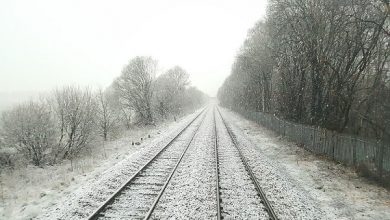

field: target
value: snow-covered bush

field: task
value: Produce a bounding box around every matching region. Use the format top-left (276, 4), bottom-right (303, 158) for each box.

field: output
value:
top-left (0, 147), bottom-right (16, 167)
top-left (0, 129), bottom-right (14, 167)
top-left (1, 101), bottom-right (55, 166)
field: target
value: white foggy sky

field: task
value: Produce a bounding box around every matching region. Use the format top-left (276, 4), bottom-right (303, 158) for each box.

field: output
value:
top-left (0, 0), bottom-right (267, 97)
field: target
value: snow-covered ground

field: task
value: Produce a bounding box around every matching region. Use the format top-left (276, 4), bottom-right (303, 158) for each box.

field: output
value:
top-left (0, 110), bottom-right (202, 220)
top-left (3, 106), bottom-right (388, 220)
top-left (222, 108), bottom-right (390, 220)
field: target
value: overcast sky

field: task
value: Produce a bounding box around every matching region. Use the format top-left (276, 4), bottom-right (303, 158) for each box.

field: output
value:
top-left (0, 0), bottom-right (267, 98)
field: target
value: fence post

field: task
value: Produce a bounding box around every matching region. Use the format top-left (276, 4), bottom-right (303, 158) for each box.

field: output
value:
top-left (332, 132), bottom-right (336, 160)
top-left (378, 141), bottom-right (385, 180)
top-left (312, 127), bottom-right (316, 150)
top-left (352, 136), bottom-right (356, 167)
top-left (324, 129), bottom-right (327, 155)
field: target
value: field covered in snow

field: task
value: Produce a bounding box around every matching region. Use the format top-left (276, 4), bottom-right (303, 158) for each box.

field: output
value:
top-left (223, 108), bottom-right (390, 220)
top-left (2, 106), bottom-right (389, 220)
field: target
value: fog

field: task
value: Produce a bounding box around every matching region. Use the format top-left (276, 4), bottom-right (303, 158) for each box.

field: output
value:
top-left (0, 0), bottom-right (267, 109)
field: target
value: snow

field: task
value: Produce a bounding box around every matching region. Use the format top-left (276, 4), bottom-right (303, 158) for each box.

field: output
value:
top-left (0, 110), bottom-right (202, 220)
top-left (221, 108), bottom-right (390, 220)
top-left (3, 106), bottom-right (387, 219)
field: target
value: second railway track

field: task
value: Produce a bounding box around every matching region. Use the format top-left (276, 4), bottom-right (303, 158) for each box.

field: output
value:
top-left (215, 107), bottom-right (278, 220)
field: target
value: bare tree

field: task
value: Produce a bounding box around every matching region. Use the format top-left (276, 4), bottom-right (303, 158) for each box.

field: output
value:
top-left (114, 56), bottom-right (157, 125)
top-left (183, 86), bottom-right (208, 111)
top-left (1, 101), bottom-right (55, 166)
top-left (96, 88), bottom-right (119, 141)
top-left (51, 86), bottom-right (95, 162)
top-left (219, 0), bottom-right (390, 141)
top-left (153, 66), bottom-right (190, 118)
top-left (104, 85), bottom-right (133, 129)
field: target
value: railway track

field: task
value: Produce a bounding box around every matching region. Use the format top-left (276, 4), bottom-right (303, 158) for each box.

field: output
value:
top-left (215, 107), bottom-right (278, 220)
top-left (87, 106), bottom-right (278, 219)
top-left (87, 108), bottom-right (207, 220)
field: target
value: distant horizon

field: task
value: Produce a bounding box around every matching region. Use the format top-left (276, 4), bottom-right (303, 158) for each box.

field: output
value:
top-left (0, 84), bottom-right (217, 112)
top-left (0, 90), bottom-right (42, 111)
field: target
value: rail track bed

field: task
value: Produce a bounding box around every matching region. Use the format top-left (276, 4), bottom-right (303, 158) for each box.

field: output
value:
top-left (149, 107), bottom-right (217, 219)
top-left (36, 105), bottom-right (324, 220)
top-left (137, 107), bottom-right (276, 219)
top-left (88, 106), bottom-right (279, 219)
top-left (214, 108), bottom-right (272, 219)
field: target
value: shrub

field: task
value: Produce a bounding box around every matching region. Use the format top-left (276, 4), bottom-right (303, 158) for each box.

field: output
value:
top-left (1, 101), bottom-right (55, 166)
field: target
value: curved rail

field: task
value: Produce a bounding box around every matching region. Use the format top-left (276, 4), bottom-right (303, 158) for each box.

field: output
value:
top-left (216, 107), bottom-right (278, 220)
top-left (88, 108), bottom-right (207, 220)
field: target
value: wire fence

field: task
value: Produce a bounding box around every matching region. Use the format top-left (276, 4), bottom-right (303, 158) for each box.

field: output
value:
top-left (237, 109), bottom-right (390, 184)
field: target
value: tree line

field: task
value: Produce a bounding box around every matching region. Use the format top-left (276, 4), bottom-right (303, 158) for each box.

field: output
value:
top-left (0, 56), bottom-right (207, 167)
top-left (218, 0), bottom-right (389, 141)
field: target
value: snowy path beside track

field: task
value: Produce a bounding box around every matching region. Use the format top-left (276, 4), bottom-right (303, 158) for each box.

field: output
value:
top-left (219, 108), bottom-right (322, 219)
top-left (221, 108), bottom-right (390, 220)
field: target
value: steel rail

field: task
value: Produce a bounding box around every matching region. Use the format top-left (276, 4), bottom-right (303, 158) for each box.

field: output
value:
top-left (213, 107), bottom-right (222, 220)
top-left (87, 107), bottom-right (207, 220)
top-left (216, 107), bottom-right (278, 220)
